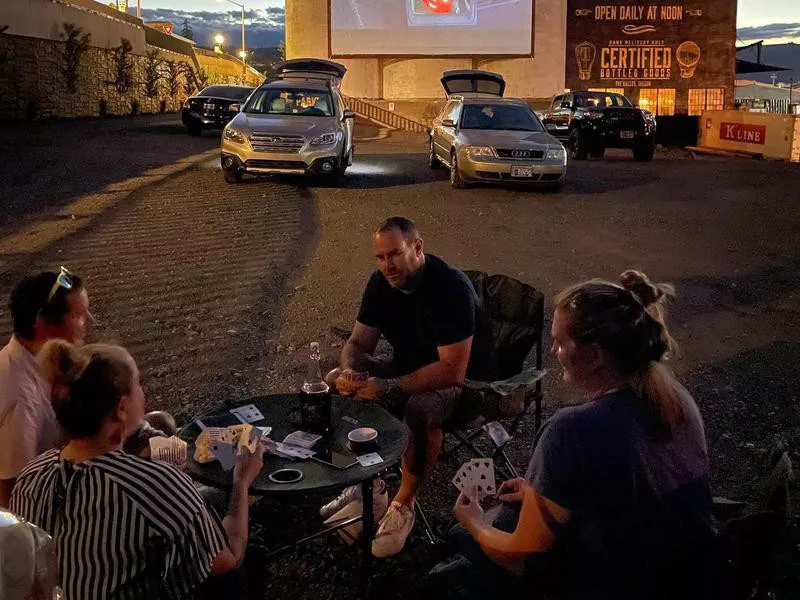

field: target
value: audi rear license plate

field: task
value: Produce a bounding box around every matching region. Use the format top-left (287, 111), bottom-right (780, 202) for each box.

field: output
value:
top-left (620, 130), bottom-right (635, 139)
top-left (511, 166), bottom-right (533, 178)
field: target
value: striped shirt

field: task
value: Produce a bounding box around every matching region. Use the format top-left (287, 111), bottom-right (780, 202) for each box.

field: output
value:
top-left (9, 449), bottom-right (228, 600)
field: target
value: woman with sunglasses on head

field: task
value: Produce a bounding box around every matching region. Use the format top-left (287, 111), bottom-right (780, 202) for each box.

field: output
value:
top-left (0, 268), bottom-right (91, 506)
top-left (446, 271), bottom-right (714, 600)
top-left (9, 339), bottom-right (265, 599)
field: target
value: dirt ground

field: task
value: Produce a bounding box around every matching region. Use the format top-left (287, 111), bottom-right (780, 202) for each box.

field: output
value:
top-left (0, 116), bottom-right (798, 598)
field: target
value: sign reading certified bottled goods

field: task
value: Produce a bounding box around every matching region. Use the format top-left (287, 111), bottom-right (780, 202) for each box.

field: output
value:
top-left (565, 1), bottom-right (733, 91)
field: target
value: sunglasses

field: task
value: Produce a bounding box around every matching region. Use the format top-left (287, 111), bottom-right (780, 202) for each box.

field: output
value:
top-left (47, 266), bottom-right (74, 303)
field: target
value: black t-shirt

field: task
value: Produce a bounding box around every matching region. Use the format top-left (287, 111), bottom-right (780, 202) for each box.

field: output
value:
top-left (356, 254), bottom-right (492, 381)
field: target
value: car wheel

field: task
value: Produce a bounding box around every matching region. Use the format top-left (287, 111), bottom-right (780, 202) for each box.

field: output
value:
top-left (590, 145), bottom-right (605, 159)
top-left (223, 166), bottom-right (243, 184)
top-left (450, 151), bottom-right (466, 189)
top-left (633, 138), bottom-right (655, 161)
top-left (569, 129), bottom-right (589, 160)
top-left (429, 139), bottom-right (441, 169)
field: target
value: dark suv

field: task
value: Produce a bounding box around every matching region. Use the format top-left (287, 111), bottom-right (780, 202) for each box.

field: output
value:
top-left (541, 91), bottom-right (656, 161)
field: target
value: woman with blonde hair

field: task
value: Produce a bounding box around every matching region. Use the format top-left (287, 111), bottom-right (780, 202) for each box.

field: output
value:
top-left (10, 340), bottom-right (265, 599)
top-left (447, 270), bottom-right (714, 600)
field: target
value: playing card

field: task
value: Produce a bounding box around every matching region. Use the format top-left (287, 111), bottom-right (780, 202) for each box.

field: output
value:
top-left (283, 431), bottom-right (322, 449)
top-left (229, 404), bottom-right (265, 424)
top-left (256, 426), bottom-right (272, 439)
top-left (451, 469), bottom-right (469, 493)
top-left (469, 458), bottom-right (497, 500)
top-left (341, 415), bottom-right (359, 425)
top-left (483, 421), bottom-right (512, 448)
top-left (274, 443), bottom-right (315, 459)
top-left (149, 436), bottom-right (188, 466)
top-left (235, 424), bottom-right (257, 453)
top-left (210, 441), bottom-right (237, 471)
top-left (356, 452), bottom-right (383, 467)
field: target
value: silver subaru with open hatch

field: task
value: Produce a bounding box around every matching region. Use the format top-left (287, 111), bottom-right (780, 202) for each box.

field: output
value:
top-left (220, 59), bottom-right (355, 184)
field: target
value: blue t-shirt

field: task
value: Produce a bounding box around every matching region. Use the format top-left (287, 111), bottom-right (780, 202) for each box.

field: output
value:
top-left (525, 387), bottom-right (714, 599)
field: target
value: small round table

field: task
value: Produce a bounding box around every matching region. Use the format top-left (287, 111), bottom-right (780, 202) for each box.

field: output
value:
top-left (179, 393), bottom-right (407, 597)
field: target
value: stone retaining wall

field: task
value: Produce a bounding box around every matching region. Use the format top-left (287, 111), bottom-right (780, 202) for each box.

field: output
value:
top-left (0, 32), bottom-right (260, 120)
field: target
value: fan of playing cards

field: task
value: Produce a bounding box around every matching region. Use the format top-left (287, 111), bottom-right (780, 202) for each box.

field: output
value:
top-left (194, 424), bottom-right (261, 471)
top-left (452, 458), bottom-right (497, 500)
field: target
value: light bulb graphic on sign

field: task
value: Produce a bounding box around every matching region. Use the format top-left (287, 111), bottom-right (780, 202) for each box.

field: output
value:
top-left (676, 41), bottom-right (701, 78)
top-left (575, 42), bottom-right (596, 81)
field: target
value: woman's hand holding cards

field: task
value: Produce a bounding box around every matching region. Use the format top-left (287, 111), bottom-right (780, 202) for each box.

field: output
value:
top-left (497, 477), bottom-right (530, 504)
top-left (454, 486), bottom-right (485, 529)
top-left (233, 438), bottom-right (266, 490)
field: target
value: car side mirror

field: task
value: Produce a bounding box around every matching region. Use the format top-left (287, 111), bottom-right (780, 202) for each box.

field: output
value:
top-left (343, 109), bottom-right (355, 120)
top-left (545, 123), bottom-right (558, 133)
top-left (442, 118), bottom-right (456, 128)
top-left (229, 104), bottom-right (240, 113)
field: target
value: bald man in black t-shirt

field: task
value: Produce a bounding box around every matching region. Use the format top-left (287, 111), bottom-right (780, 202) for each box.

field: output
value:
top-left (327, 216), bottom-right (491, 558)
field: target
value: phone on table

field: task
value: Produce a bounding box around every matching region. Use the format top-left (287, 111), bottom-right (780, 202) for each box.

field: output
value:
top-left (312, 444), bottom-right (358, 469)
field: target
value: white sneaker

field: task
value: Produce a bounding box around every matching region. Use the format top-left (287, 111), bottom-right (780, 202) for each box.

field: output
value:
top-left (320, 479), bottom-right (387, 519)
top-left (371, 501), bottom-right (415, 558)
top-left (323, 485), bottom-right (389, 545)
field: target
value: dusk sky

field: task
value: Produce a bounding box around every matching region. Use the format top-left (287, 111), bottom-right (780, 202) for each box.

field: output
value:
top-left (135, 1), bottom-right (799, 48)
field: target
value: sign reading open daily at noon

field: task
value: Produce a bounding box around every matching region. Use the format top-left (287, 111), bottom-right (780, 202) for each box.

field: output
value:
top-left (566, 1), bottom-right (709, 89)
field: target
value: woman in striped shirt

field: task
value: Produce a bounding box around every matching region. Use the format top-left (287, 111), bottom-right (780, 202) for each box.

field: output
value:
top-left (10, 339), bottom-right (265, 599)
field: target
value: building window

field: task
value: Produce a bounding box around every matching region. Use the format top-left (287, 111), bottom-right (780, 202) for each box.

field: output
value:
top-left (688, 88), bottom-right (725, 115)
top-left (638, 88), bottom-right (675, 116)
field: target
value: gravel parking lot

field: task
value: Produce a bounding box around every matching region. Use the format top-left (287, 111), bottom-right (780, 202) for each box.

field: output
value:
top-left (0, 116), bottom-right (798, 598)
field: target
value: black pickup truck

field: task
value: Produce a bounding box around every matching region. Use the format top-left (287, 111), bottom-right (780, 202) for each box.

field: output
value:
top-left (540, 91), bottom-right (656, 161)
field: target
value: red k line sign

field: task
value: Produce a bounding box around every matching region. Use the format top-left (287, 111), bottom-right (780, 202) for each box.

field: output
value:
top-left (720, 122), bottom-right (767, 145)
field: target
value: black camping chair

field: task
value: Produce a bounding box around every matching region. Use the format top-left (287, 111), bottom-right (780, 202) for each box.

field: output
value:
top-left (441, 271), bottom-right (545, 480)
top-left (712, 442), bottom-right (794, 600)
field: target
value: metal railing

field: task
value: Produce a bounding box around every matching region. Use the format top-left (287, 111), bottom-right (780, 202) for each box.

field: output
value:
top-left (343, 96), bottom-right (429, 133)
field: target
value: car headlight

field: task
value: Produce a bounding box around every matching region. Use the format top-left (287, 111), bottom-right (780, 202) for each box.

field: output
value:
top-left (546, 146), bottom-right (566, 161)
top-left (223, 127), bottom-right (245, 144)
top-left (310, 131), bottom-right (342, 146)
top-left (465, 146), bottom-right (494, 158)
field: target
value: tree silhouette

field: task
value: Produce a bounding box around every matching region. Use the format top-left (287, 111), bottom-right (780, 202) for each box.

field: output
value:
top-left (181, 18), bottom-right (193, 41)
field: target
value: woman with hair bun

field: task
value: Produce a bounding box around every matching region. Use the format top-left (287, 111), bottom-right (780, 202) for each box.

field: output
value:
top-left (9, 340), bottom-right (265, 600)
top-left (447, 270), bottom-right (714, 600)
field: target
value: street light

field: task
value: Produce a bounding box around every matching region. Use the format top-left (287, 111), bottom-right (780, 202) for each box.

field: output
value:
top-left (218, 0), bottom-right (246, 77)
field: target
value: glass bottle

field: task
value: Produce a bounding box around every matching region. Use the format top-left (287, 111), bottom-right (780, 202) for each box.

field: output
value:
top-left (301, 342), bottom-right (331, 433)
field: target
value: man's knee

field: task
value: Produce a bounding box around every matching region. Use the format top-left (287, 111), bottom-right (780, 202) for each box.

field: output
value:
top-left (404, 392), bottom-right (443, 433)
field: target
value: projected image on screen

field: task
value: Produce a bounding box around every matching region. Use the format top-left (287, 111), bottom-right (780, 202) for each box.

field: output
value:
top-left (330, 0), bottom-right (533, 56)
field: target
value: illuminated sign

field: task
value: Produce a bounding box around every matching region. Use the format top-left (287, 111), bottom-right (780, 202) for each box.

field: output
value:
top-left (720, 122), bottom-right (766, 144)
top-left (566, 1), bottom-right (733, 91)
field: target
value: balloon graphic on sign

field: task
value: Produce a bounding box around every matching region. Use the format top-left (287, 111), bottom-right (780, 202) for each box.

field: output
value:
top-left (575, 42), bottom-right (596, 81)
top-left (676, 41), bottom-right (701, 78)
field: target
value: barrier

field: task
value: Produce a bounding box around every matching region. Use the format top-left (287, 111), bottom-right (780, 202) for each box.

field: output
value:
top-left (697, 110), bottom-right (800, 162)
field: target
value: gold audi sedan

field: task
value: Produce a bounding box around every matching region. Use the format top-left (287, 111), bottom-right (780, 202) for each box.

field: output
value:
top-left (429, 70), bottom-right (567, 191)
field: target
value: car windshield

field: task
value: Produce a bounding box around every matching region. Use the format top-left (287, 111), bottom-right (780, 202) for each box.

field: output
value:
top-left (244, 89), bottom-right (335, 116)
top-left (198, 86), bottom-right (252, 100)
top-left (460, 104), bottom-right (543, 132)
top-left (576, 93), bottom-right (633, 108)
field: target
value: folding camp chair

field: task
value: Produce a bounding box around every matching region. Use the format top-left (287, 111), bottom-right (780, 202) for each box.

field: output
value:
top-left (442, 271), bottom-right (545, 480)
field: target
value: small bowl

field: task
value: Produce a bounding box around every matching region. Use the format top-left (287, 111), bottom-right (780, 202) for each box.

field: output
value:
top-left (348, 427), bottom-right (378, 445)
